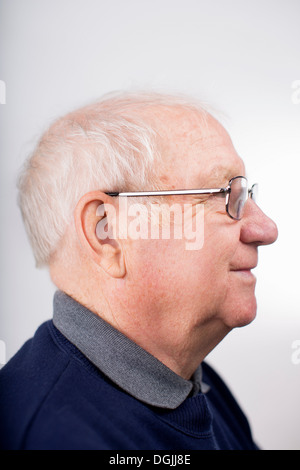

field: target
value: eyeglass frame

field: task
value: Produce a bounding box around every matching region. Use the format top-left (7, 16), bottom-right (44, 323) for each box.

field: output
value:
top-left (106, 175), bottom-right (258, 221)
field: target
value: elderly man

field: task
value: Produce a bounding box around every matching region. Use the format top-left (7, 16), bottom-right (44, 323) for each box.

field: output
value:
top-left (0, 92), bottom-right (277, 450)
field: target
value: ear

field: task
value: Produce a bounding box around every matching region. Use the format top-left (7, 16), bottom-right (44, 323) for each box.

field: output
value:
top-left (74, 191), bottom-right (126, 278)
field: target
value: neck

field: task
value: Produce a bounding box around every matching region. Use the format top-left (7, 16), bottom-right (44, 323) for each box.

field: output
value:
top-left (65, 286), bottom-right (229, 379)
top-left (51, 265), bottom-right (230, 380)
top-left (115, 316), bottom-right (230, 379)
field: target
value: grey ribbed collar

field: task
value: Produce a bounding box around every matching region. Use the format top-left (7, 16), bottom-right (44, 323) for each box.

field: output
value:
top-left (52, 290), bottom-right (209, 409)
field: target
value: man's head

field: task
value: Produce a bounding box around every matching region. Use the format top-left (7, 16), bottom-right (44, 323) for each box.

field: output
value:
top-left (18, 91), bottom-right (278, 377)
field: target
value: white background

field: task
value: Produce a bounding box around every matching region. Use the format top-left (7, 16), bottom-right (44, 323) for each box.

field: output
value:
top-left (0, 0), bottom-right (299, 450)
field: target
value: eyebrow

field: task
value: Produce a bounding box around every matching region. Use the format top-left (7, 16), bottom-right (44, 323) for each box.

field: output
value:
top-left (205, 168), bottom-right (236, 187)
top-left (206, 161), bottom-right (246, 187)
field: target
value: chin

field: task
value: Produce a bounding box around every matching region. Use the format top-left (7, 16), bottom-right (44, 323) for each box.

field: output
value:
top-left (223, 295), bottom-right (257, 329)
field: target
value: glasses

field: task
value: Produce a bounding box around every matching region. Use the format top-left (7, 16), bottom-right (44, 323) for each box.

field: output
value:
top-left (106, 176), bottom-right (258, 220)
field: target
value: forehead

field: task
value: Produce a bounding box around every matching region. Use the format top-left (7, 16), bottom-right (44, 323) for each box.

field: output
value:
top-left (158, 109), bottom-right (245, 188)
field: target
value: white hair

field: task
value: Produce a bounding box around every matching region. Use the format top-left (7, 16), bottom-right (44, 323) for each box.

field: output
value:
top-left (17, 91), bottom-right (209, 267)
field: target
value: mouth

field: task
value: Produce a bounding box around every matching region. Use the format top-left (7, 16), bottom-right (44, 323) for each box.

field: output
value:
top-left (230, 267), bottom-right (257, 282)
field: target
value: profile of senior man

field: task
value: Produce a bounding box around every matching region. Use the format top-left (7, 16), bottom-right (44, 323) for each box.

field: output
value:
top-left (0, 91), bottom-right (278, 450)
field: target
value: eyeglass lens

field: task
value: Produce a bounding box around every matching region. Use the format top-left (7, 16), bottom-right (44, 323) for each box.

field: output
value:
top-left (250, 183), bottom-right (258, 203)
top-left (228, 177), bottom-right (248, 220)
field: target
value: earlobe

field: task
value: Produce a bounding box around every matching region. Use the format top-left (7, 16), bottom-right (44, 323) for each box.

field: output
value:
top-left (74, 191), bottom-right (126, 278)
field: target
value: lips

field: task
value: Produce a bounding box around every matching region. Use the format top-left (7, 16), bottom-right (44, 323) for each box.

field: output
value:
top-left (231, 266), bottom-right (257, 271)
top-left (230, 260), bottom-right (258, 272)
top-left (230, 258), bottom-right (258, 271)
top-left (230, 263), bottom-right (257, 283)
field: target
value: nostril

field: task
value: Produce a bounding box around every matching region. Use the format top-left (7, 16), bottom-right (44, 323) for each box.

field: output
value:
top-left (240, 203), bottom-right (278, 246)
top-left (240, 222), bottom-right (265, 244)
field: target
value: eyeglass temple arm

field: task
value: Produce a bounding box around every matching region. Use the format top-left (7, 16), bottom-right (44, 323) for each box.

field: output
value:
top-left (106, 188), bottom-right (227, 197)
top-left (248, 183), bottom-right (258, 198)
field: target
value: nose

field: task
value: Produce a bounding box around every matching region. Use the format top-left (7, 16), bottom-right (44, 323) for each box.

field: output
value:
top-left (240, 199), bottom-right (278, 246)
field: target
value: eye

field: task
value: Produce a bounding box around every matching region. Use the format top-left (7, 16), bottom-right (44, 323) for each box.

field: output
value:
top-left (192, 195), bottom-right (211, 206)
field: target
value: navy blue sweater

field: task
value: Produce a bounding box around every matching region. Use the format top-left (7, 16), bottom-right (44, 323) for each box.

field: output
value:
top-left (0, 321), bottom-right (258, 450)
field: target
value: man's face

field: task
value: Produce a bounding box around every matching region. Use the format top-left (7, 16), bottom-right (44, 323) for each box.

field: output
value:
top-left (123, 110), bottom-right (278, 335)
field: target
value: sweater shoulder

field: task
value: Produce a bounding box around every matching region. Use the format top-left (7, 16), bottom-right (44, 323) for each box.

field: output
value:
top-left (0, 321), bottom-right (70, 449)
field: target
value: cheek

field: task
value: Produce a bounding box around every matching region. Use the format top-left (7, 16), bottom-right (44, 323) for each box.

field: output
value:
top-left (129, 228), bottom-right (240, 316)
top-left (132, 239), bottom-right (184, 296)
top-left (135, 240), bottom-right (205, 315)
top-left (190, 228), bottom-right (240, 304)
top-left (199, 232), bottom-right (236, 279)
